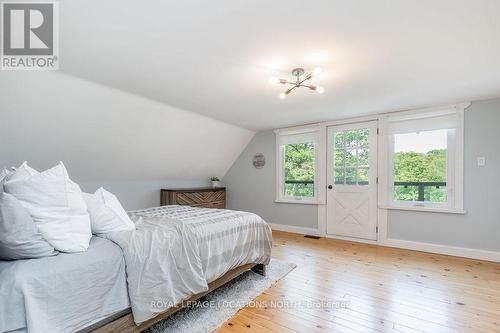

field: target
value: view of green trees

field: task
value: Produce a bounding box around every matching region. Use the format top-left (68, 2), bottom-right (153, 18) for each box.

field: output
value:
top-left (334, 129), bottom-right (369, 185)
top-left (394, 149), bottom-right (447, 202)
top-left (284, 143), bottom-right (315, 197)
top-left (283, 140), bottom-right (448, 203)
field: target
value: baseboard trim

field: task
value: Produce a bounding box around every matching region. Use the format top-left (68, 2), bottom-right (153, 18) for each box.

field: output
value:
top-left (381, 238), bottom-right (500, 263)
top-left (268, 223), bottom-right (319, 236)
top-left (268, 223), bottom-right (500, 263)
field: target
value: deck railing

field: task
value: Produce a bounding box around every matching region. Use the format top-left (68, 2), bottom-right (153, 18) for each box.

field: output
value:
top-left (394, 181), bottom-right (446, 202)
top-left (284, 180), bottom-right (446, 202)
top-left (284, 180), bottom-right (314, 196)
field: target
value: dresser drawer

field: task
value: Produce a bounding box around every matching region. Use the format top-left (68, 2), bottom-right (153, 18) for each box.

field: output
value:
top-left (161, 187), bottom-right (226, 209)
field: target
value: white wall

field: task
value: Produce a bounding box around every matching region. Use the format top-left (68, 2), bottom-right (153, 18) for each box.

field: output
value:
top-left (223, 98), bottom-right (500, 252)
top-left (0, 72), bottom-right (254, 209)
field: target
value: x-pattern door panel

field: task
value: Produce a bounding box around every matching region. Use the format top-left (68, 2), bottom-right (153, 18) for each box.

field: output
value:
top-left (327, 121), bottom-right (378, 240)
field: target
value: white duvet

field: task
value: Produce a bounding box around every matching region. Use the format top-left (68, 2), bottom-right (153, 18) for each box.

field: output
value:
top-left (104, 205), bottom-right (272, 324)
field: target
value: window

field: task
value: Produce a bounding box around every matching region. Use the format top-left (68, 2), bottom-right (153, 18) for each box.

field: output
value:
top-left (276, 128), bottom-right (319, 203)
top-left (386, 109), bottom-right (464, 211)
top-left (284, 142), bottom-right (315, 197)
top-left (393, 130), bottom-right (448, 203)
top-left (334, 128), bottom-right (370, 185)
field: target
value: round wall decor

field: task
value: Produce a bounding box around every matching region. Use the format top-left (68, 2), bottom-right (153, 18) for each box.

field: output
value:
top-left (252, 153), bottom-right (266, 169)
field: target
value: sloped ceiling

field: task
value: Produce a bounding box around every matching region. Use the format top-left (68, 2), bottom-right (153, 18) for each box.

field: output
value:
top-left (0, 71), bottom-right (254, 183)
top-left (59, 0), bottom-right (500, 130)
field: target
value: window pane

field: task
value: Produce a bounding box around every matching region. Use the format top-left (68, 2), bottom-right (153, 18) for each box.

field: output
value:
top-left (346, 168), bottom-right (356, 184)
top-left (334, 168), bottom-right (345, 185)
top-left (393, 129), bottom-right (447, 203)
top-left (358, 168), bottom-right (369, 185)
top-left (284, 142), bottom-right (315, 197)
top-left (425, 185), bottom-right (447, 202)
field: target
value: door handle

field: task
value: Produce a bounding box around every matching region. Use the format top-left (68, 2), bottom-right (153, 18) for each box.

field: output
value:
top-left (328, 185), bottom-right (333, 189)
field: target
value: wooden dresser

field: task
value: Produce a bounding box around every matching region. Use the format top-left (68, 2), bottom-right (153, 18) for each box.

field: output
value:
top-left (160, 187), bottom-right (226, 209)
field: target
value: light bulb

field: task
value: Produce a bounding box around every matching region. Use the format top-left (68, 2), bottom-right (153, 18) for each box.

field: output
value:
top-left (316, 86), bottom-right (325, 94)
top-left (279, 92), bottom-right (286, 99)
top-left (268, 77), bottom-right (279, 85)
top-left (313, 67), bottom-right (323, 76)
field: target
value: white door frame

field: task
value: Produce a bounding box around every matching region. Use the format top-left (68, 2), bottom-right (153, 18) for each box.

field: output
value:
top-left (317, 116), bottom-right (381, 244)
top-left (325, 120), bottom-right (378, 241)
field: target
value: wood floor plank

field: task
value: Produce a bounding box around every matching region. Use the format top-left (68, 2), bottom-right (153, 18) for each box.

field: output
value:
top-left (236, 312), bottom-right (298, 333)
top-left (215, 231), bottom-right (500, 333)
top-left (280, 272), bottom-right (500, 326)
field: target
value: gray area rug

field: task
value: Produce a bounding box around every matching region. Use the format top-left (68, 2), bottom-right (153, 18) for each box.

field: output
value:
top-left (146, 259), bottom-right (296, 333)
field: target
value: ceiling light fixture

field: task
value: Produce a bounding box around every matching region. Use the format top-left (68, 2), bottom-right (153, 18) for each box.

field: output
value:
top-left (269, 67), bottom-right (324, 99)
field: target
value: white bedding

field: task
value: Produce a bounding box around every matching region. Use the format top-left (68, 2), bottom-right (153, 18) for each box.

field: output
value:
top-left (0, 205), bottom-right (272, 332)
top-left (0, 237), bottom-right (129, 333)
top-left (104, 205), bottom-right (272, 324)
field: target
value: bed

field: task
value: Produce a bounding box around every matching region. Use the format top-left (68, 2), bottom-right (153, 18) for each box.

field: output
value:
top-left (0, 236), bottom-right (129, 333)
top-left (0, 205), bottom-right (272, 333)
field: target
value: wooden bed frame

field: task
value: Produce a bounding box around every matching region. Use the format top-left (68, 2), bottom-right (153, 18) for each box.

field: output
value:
top-left (84, 263), bottom-right (266, 333)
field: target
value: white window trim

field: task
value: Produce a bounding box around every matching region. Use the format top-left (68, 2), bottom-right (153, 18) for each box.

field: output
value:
top-left (275, 124), bottom-right (324, 204)
top-left (380, 105), bottom-right (466, 214)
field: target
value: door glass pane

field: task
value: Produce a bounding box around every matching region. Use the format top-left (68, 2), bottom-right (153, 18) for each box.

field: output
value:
top-left (358, 168), bottom-right (369, 185)
top-left (346, 168), bottom-right (357, 184)
top-left (334, 149), bottom-right (344, 167)
top-left (334, 168), bottom-right (345, 184)
top-left (358, 148), bottom-right (369, 167)
top-left (358, 128), bottom-right (369, 147)
top-left (345, 130), bottom-right (358, 148)
top-left (332, 127), bottom-right (371, 186)
top-left (345, 149), bottom-right (357, 168)
top-left (334, 132), bottom-right (344, 149)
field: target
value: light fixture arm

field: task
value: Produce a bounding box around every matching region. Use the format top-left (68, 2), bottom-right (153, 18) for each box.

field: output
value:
top-left (271, 67), bottom-right (324, 98)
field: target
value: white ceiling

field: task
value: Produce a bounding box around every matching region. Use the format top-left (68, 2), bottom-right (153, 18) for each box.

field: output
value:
top-left (60, 0), bottom-right (500, 130)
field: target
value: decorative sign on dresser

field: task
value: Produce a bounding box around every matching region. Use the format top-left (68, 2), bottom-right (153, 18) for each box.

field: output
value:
top-left (161, 187), bottom-right (226, 209)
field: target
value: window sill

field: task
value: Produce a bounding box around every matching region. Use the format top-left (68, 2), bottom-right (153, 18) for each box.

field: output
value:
top-left (379, 205), bottom-right (466, 214)
top-left (275, 199), bottom-right (319, 205)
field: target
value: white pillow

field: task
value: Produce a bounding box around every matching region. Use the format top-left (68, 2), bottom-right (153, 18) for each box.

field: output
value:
top-left (0, 169), bottom-right (9, 192)
top-left (4, 162), bottom-right (92, 252)
top-left (1, 163), bottom-right (37, 192)
top-left (5, 161), bottom-right (39, 182)
top-left (0, 169), bottom-right (8, 180)
top-left (85, 188), bottom-right (135, 234)
top-left (82, 192), bottom-right (93, 202)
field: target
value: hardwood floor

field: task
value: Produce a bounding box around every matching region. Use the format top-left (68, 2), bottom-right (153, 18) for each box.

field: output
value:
top-left (217, 231), bottom-right (500, 333)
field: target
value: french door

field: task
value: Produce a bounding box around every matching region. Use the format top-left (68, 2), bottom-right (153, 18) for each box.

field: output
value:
top-left (326, 121), bottom-right (378, 240)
